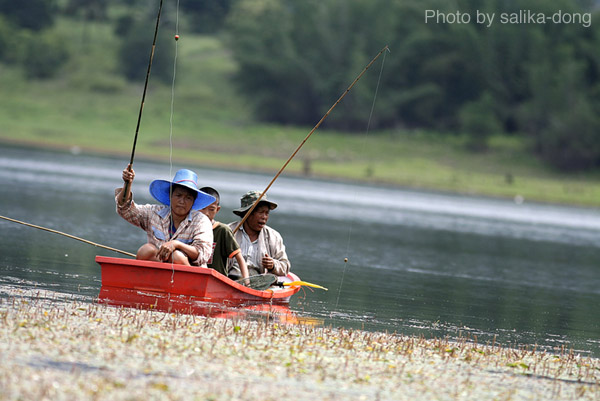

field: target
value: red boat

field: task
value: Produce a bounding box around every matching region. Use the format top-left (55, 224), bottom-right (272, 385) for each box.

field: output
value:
top-left (95, 256), bottom-right (303, 312)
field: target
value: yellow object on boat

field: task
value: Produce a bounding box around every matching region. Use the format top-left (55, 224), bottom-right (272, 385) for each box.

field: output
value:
top-left (283, 281), bottom-right (328, 291)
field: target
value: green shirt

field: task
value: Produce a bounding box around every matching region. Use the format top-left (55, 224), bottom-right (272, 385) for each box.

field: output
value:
top-left (207, 221), bottom-right (241, 276)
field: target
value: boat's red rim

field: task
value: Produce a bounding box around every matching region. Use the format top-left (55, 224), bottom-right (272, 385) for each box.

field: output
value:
top-left (95, 255), bottom-right (300, 299)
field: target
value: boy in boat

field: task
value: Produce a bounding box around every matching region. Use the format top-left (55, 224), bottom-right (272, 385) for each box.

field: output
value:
top-left (116, 165), bottom-right (215, 266)
top-left (227, 191), bottom-right (291, 277)
top-left (198, 186), bottom-right (250, 282)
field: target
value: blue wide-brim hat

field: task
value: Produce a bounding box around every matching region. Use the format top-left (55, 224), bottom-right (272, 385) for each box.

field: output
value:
top-left (149, 169), bottom-right (216, 211)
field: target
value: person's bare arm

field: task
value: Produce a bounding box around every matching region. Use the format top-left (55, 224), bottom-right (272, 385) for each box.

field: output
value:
top-left (118, 164), bottom-right (135, 206)
top-left (235, 252), bottom-right (250, 283)
top-left (157, 240), bottom-right (199, 263)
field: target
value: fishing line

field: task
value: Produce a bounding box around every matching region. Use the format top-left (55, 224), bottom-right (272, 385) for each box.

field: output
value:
top-left (232, 45), bottom-right (390, 235)
top-left (168, 0), bottom-right (181, 283)
top-left (335, 47), bottom-right (389, 309)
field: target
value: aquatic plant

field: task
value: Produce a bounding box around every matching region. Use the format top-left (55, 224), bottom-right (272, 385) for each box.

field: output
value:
top-left (0, 288), bottom-right (598, 400)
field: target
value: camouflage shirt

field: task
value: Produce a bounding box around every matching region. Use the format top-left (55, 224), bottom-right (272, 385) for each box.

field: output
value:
top-left (207, 221), bottom-right (241, 276)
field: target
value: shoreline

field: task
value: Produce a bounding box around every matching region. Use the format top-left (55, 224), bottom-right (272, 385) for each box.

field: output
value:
top-left (2, 139), bottom-right (600, 210)
top-left (1, 287), bottom-right (598, 400)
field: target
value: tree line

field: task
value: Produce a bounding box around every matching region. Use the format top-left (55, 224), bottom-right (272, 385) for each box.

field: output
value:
top-left (1, 0), bottom-right (599, 171)
top-left (225, 0), bottom-right (600, 171)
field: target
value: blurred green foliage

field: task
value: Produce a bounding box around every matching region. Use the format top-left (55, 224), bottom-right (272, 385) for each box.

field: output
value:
top-left (1, 0), bottom-right (600, 172)
top-left (116, 13), bottom-right (175, 84)
top-left (22, 30), bottom-right (70, 79)
top-left (0, 0), bottom-right (56, 31)
top-left (180, 0), bottom-right (233, 33)
top-left (0, 0), bottom-right (67, 77)
top-left (225, 0), bottom-right (600, 171)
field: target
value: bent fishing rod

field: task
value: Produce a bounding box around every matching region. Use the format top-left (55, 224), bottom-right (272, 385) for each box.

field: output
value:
top-left (0, 215), bottom-right (136, 258)
top-left (122, 0), bottom-right (164, 204)
top-left (233, 45), bottom-right (390, 234)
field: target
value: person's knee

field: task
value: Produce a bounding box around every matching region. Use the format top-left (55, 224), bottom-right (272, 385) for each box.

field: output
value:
top-left (137, 243), bottom-right (158, 261)
top-left (171, 250), bottom-right (191, 265)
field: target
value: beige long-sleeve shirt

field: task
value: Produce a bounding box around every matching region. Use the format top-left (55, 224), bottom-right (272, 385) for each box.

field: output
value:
top-left (227, 222), bottom-right (291, 277)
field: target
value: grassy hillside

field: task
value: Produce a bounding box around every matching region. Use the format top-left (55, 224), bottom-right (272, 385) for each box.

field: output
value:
top-left (2, 16), bottom-right (600, 207)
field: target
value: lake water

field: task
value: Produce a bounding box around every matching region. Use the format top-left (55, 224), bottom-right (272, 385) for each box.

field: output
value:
top-left (1, 145), bottom-right (599, 356)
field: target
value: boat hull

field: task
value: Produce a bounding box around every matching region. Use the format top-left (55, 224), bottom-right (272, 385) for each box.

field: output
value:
top-left (95, 256), bottom-right (301, 310)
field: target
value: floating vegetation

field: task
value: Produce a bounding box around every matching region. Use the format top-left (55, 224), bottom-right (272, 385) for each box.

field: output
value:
top-left (0, 288), bottom-right (598, 400)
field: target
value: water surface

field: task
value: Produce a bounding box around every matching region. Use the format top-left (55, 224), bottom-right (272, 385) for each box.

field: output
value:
top-left (1, 146), bottom-right (599, 356)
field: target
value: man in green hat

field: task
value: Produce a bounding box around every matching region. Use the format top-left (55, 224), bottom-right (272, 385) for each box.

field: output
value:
top-left (227, 191), bottom-right (290, 277)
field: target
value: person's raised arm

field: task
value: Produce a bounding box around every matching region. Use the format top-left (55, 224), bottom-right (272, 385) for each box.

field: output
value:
top-left (118, 164), bottom-right (135, 206)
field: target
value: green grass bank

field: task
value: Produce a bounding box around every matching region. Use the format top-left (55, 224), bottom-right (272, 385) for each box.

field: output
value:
top-left (2, 18), bottom-right (600, 207)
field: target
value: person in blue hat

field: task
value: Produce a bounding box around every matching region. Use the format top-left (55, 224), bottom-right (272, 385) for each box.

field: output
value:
top-left (116, 164), bottom-right (216, 266)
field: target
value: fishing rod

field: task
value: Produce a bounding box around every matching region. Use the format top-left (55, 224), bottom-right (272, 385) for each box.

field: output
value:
top-left (122, 0), bottom-right (164, 204)
top-left (232, 45), bottom-right (390, 234)
top-left (0, 215), bottom-right (136, 258)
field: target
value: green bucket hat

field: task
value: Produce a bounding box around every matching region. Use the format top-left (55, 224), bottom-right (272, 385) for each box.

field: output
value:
top-left (233, 190), bottom-right (278, 217)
